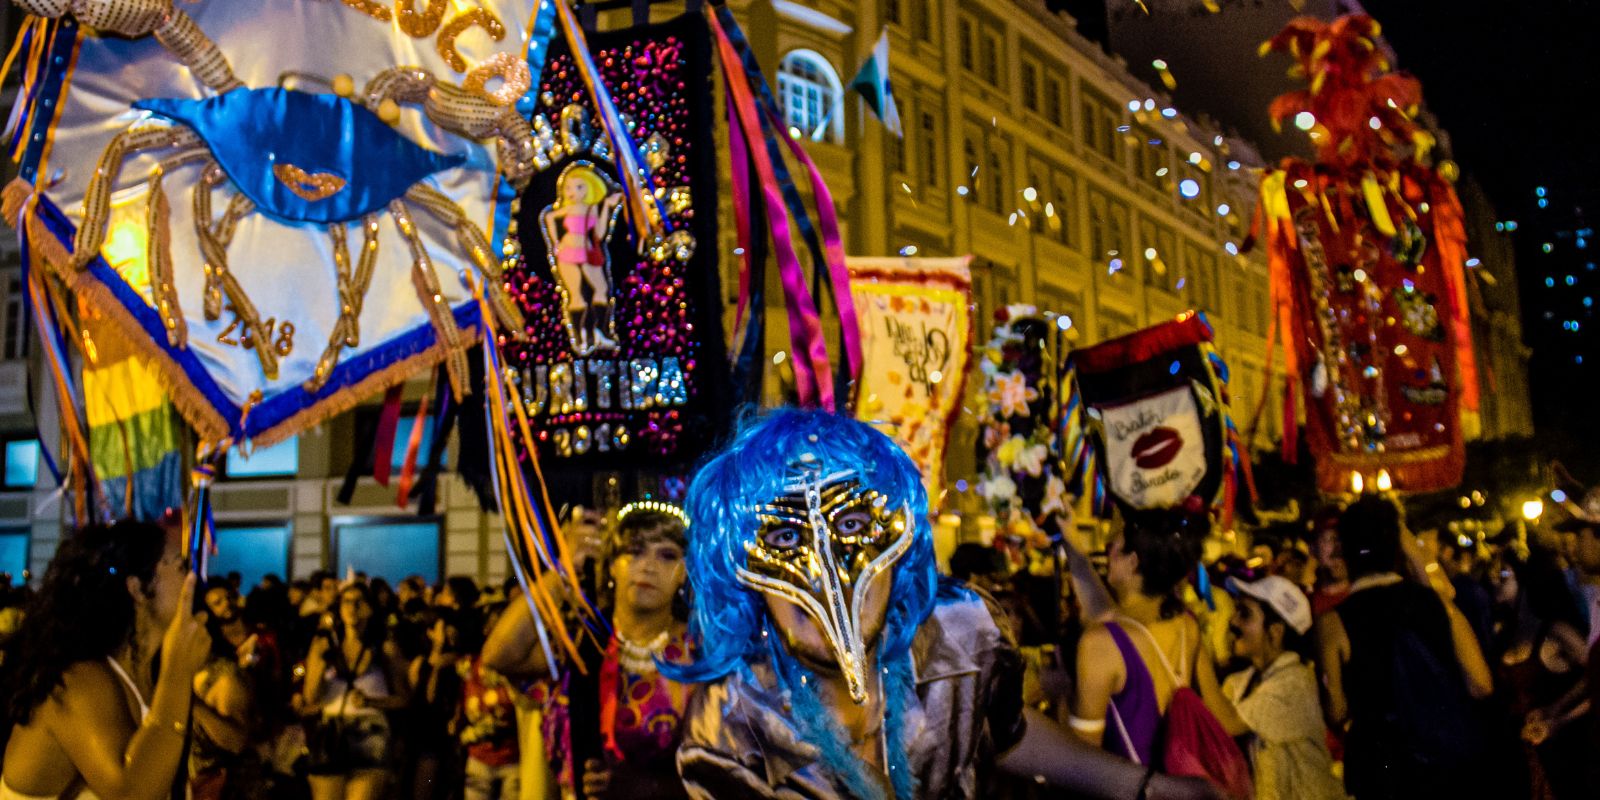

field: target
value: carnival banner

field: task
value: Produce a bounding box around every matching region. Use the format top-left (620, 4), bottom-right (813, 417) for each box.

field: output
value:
top-left (1252, 15), bottom-right (1476, 494)
top-left (5, 0), bottom-right (541, 447)
top-left (975, 305), bottom-right (1073, 534)
top-left (1068, 313), bottom-right (1238, 516)
top-left (848, 256), bottom-right (971, 499)
top-left (504, 13), bottom-right (728, 468)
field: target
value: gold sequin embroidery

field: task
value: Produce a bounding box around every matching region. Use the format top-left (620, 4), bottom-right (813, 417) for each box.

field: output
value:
top-left (395, 0), bottom-right (449, 37)
top-left (272, 163), bottom-right (348, 202)
top-left (437, 8), bottom-right (505, 73)
top-left (463, 51), bottom-right (530, 108)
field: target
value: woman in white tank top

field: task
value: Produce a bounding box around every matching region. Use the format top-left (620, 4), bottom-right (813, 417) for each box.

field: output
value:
top-left (0, 520), bottom-right (213, 800)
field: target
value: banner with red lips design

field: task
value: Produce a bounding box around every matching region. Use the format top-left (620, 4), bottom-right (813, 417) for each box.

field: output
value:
top-left (1067, 313), bottom-right (1234, 515)
top-left (1100, 387), bottom-right (1209, 509)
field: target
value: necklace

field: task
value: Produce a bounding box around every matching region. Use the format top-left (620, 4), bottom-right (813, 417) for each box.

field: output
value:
top-left (615, 629), bottom-right (669, 674)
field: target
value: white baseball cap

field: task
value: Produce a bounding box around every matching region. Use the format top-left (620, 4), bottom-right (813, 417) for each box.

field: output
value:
top-left (1227, 575), bottom-right (1313, 635)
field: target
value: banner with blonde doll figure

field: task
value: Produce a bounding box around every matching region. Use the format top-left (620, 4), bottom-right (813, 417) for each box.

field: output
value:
top-left (848, 256), bottom-right (972, 500)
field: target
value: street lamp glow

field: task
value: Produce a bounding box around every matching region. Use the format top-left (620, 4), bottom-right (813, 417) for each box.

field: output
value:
top-left (1375, 469), bottom-right (1393, 492)
top-left (1522, 499), bottom-right (1545, 521)
top-left (1350, 471), bottom-right (1364, 494)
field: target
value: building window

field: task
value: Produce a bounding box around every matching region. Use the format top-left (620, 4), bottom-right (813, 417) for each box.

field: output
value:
top-left (1181, 166), bottom-right (1211, 212)
top-left (1110, 200), bottom-right (1130, 261)
top-left (919, 111), bottom-right (940, 189)
top-left (988, 150), bottom-right (1006, 212)
top-left (1044, 76), bottom-right (1064, 127)
top-left (224, 436), bottom-right (299, 479)
top-left (208, 523), bottom-right (291, 587)
top-left (0, 527), bottom-right (26, 583)
top-left (963, 138), bottom-right (979, 192)
top-left (1089, 190), bottom-right (1110, 259)
top-left (777, 50), bottom-right (843, 144)
top-left (333, 516), bottom-right (442, 584)
top-left (2, 270), bottom-right (27, 362)
top-left (979, 30), bottom-right (1000, 86)
top-left (1052, 170), bottom-right (1079, 248)
top-left (958, 16), bottom-right (974, 71)
top-left (1081, 88), bottom-right (1120, 164)
top-left (3, 439), bottom-right (39, 489)
top-left (1134, 127), bottom-right (1168, 190)
top-left (1020, 60), bottom-right (1039, 112)
top-left (890, 128), bottom-right (908, 175)
top-left (913, 0), bottom-right (934, 41)
top-left (886, 0), bottom-right (902, 26)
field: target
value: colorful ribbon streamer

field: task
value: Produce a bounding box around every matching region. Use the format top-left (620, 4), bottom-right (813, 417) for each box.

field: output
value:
top-left (711, 6), bottom-right (863, 408)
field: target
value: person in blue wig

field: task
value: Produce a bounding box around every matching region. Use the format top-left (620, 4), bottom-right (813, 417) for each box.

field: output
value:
top-left (669, 409), bottom-right (1224, 800)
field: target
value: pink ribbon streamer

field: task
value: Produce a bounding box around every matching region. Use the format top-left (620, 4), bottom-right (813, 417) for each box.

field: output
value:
top-left (754, 101), bottom-right (862, 393)
top-left (726, 90), bottom-right (755, 364)
top-left (711, 12), bottom-right (831, 407)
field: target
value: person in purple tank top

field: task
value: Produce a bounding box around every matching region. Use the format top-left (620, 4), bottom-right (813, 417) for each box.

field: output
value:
top-left (1070, 503), bottom-right (1208, 765)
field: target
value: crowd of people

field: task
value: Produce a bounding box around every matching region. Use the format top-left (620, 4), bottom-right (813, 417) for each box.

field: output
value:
top-left (0, 416), bottom-right (1598, 799)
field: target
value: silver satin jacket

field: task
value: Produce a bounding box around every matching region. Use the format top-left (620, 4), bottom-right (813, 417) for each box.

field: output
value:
top-left (677, 581), bottom-right (1026, 799)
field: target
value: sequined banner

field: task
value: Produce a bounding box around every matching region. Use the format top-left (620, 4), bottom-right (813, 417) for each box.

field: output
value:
top-left (504, 13), bottom-right (728, 468)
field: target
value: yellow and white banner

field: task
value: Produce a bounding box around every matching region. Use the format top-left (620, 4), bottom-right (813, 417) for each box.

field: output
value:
top-left (848, 256), bottom-right (972, 500)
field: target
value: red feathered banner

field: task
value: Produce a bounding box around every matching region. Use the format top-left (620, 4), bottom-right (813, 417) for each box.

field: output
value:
top-left (1251, 14), bottom-right (1478, 495)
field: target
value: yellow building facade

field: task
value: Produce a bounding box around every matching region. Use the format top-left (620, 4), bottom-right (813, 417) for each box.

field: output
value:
top-left (725, 0), bottom-right (1283, 485)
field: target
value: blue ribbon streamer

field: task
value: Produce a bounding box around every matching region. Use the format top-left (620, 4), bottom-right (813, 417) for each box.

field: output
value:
top-left (18, 16), bottom-right (80, 184)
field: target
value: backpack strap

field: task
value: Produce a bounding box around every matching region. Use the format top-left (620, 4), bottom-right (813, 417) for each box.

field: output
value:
top-left (1116, 615), bottom-right (1189, 688)
top-left (1107, 695), bottom-right (1142, 766)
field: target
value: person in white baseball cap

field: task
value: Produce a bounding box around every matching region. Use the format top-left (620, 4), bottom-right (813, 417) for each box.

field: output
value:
top-left (1195, 575), bottom-right (1345, 800)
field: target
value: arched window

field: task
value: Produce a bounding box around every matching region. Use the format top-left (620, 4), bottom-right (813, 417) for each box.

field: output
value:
top-left (778, 50), bottom-right (843, 144)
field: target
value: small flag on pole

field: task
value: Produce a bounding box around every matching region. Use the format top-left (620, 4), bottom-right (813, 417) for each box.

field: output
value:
top-left (850, 28), bottom-right (902, 138)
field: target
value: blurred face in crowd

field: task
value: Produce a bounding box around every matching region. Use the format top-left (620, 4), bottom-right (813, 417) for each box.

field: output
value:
top-left (317, 576), bottom-right (340, 607)
top-left (1313, 523), bottom-right (1348, 585)
top-left (287, 584), bottom-right (307, 607)
top-left (338, 586), bottom-right (372, 630)
top-left (1105, 531), bottom-right (1140, 598)
top-left (138, 527), bottom-right (189, 630)
top-left (609, 530), bottom-right (687, 617)
top-left (205, 585), bottom-right (237, 621)
top-left (1228, 596), bottom-right (1277, 663)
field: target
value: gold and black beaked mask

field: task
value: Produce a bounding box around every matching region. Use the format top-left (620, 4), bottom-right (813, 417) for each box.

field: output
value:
top-left (739, 461), bottom-right (913, 704)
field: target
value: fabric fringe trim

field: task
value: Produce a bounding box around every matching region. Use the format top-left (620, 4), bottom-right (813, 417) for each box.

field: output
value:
top-left (68, 276), bottom-right (231, 442)
top-left (243, 326), bottom-right (483, 449)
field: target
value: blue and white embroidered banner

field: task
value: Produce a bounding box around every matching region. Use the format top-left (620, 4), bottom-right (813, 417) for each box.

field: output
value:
top-left (13, 0), bottom-right (545, 445)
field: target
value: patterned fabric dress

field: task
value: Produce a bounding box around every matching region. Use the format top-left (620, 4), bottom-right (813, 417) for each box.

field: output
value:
top-left (534, 630), bottom-right (691, 798)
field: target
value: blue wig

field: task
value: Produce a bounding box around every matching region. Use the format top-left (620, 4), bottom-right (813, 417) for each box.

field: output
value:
top-left (666, 408), bottom-right (938, 684)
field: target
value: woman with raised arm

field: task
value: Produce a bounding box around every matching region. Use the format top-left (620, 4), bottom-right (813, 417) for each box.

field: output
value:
top-left (482, 504), bottom-right (693, 799)
top-left (0, 519), bottom-right (213, 800)
top-left (1070, 502), bottom-right (1208, 763)
top-left (301, 581), bottom-right (411, 800)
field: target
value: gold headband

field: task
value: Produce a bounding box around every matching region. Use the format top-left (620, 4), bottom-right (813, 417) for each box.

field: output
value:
top-left (617, 499), bottom-right (690, 529)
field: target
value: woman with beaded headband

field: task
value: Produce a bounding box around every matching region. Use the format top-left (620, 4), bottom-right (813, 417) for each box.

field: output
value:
top-left (669, 409), bottom-right (1225, 800)
top-left (483, 502), bottom-right (692, 799)
top-left (542, 162), bottom-right (625, 355)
